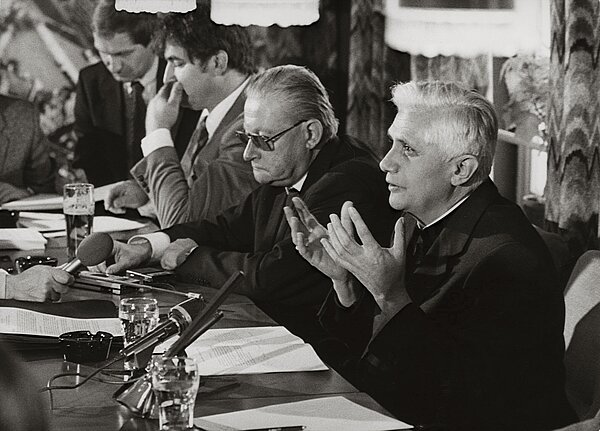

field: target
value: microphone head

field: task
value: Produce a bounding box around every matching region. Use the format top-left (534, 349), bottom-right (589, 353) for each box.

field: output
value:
top-left (170, 298), bottom-right (205, 331)
top-left (76, 232), bottom-right (114, 266)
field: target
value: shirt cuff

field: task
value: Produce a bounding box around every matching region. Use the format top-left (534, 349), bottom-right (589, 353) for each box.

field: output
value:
top-left (0, 269), bottom-right (8, 299)
top-left (128, 232), bottom-right (171, 261)
top-left (141, 128), bottom-right (174, 157)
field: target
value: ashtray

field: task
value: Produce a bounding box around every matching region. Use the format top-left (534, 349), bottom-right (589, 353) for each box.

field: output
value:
top-left (58, 330), bottom-right (114, 363)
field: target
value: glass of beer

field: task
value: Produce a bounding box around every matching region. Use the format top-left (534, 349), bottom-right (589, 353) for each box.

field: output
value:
top-left (63, 183), bottom-right (94, 260)
top-left (151, 356), bottom-right (200, 430)
top-left (119, 297), bottom-right (159, 369)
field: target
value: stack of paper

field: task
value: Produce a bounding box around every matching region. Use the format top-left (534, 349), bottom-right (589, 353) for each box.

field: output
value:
top-left (17, 213), bottom-right (146, 236)
top-left (194, 396), bottom-right (412, 431)
top-left (0, 184), bottom-right (113, 211)
top-left (0, 228), bottom-right (47, 250)
top-left (156, 326), bottom-right (328, 375)
top-left (0, 307), bottom-right (124, 338)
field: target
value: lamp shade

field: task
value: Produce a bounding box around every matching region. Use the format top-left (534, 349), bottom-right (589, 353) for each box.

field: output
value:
top-left (385, 0), bottom-right (550, 57)
top-left (211, 0), bottom-right (319, 27)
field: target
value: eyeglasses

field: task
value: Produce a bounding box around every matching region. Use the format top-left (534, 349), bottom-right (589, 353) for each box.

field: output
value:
top-left (235, 119), bottom-right (307, 151)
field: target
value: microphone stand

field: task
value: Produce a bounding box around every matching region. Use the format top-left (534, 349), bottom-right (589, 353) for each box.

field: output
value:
top-left (113, 271), bottom-right (244, 418)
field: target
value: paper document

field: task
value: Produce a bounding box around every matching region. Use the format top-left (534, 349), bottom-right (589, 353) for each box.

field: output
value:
top-left (0, 184), bottom-right (113, 211)
top-left (0, 307), bottom-right (124, 337)
top-left (0, 228), bottom-right (47, 250)
top-left (156, 326), bottom-right (328, 375)
top-left (19, 215), bottom-right (146, 234)
top-left (195, 396), bottom-right (412, 431)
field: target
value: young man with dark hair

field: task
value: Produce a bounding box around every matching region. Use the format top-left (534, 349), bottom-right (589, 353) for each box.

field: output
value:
top-left (74, 0), bottom-right (199, 186)
top-left (105, 3), bottom-right (260, 227)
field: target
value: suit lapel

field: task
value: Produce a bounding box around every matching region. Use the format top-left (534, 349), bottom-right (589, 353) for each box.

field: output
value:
top-left (98, 66), bottom-right (124, 137)
top-left (409, 180), bottom-right (500, 304)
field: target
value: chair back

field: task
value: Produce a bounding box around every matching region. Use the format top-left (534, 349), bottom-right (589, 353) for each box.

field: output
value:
top-left (564, 250), bottom-right (600, 419)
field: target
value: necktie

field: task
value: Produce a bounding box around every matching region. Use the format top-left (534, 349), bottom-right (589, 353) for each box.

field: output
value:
top-left (124, 81), bottom-right (145, 169)
top-left (180, 116), bottom-right (209, 186)
top-left (284, 187), bottom-right (300, 209)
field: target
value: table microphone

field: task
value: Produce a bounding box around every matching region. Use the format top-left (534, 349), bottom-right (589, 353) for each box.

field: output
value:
top-left (119, 297), bottom-right (204, 358)
top-left (61, 232), bottom-right (114, 274)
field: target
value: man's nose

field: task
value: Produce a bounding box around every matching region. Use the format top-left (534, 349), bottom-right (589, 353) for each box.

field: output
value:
top-left (379, 147), bottom-right (399, 173)
top-left (106, 55), bottom-right (122, 73)
top-left (243, 139), bottom-right (257, 162)
top-left (163, 62), bottom-right (175, 82)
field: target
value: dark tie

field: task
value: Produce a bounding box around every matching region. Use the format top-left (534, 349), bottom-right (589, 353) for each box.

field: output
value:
top-left (124, 81), bottom-right (145, 169)
top-left (284, 187), bottom-right (300, 208)
top-left (180, 116), bottom-right (209, 186)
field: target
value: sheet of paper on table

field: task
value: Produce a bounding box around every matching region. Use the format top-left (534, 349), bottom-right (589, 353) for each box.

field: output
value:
top-left (0, 228), bottom-right (47, 249)
top-left (155, 326), bottom-right (328, 375)
top-left (0, 307), bottom-right (124, 337)
top-left (0, 184), bottom-right (114, 211)
top-left (18, 214), bottom-right (146, 235)
top-left (194, 396), bottom-right (412, 431)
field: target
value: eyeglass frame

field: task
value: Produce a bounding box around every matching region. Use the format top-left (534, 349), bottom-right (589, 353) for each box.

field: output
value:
top-left (235, 119), bottom-right (308, 151)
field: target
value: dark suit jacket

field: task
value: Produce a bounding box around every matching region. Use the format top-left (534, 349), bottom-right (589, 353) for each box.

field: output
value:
top-left (130, 90), bottom-right (259, 228)
top-left (165, 136), bottom-right (398, 342)
top-left (0, 95), bottom-right (54, 204)
top-left (73, 60), bottom-right (200, 186)
top-left (319, 180), bottom-right (575, 431)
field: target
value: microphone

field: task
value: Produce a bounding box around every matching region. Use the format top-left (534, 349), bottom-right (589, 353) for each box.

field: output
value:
top-left (61, 232), bottom-right (114, 274)
top-left (119, 297), bottom-right (204, 358)
top-left (165, 271), bottom-right (244, 358)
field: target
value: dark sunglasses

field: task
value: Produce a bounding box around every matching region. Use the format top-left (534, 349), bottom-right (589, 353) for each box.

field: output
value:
top-left (235, 119), bottom-right (307, 151)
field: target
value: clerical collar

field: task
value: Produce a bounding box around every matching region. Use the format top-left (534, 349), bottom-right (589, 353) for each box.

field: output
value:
top-left (416, 192), bottom-right (472, 230)
top-left (286, 173), bottom-right (308, 194)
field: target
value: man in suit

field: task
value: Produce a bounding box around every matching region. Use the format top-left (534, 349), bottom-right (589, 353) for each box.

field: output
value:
top-left (97, 65), bottom-right (396, 343)
top-left (74, 0), bottom-right (199, 186)
top-left (105, 4), bottom-right (260, 228)
top-left (0, 95), bottom-right (54, 204)
top-left (286, 82), bottom-right (575, 430)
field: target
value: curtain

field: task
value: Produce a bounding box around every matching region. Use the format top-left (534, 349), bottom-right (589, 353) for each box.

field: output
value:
top-left (546, 0), bottom-right (600, 252)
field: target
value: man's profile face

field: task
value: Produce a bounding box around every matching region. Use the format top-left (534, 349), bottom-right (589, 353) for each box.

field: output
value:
top-left (380, 109), bottom-right (456, 224)
top-left (241, 96), bottom-right (312, 187)
top-left (93, 32), bottom-right (154, 82)
top-left (163, 43), bottom-right (216, 111)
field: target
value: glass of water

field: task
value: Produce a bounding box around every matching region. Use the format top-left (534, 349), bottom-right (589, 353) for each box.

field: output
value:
top-left (151, 356), bottom-right (200, 431)
top-left (119, 297), bottom-right (159, 369)
top-left (63, 183), bottom-right (94, 260)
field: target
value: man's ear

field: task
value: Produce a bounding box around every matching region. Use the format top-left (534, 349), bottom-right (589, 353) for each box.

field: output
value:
top-left (450, 155), bottom-right (479, 186)
top-left (304, 119), bottom-right (323, 150)
top-left (211, 50), bottom-right (229, 75)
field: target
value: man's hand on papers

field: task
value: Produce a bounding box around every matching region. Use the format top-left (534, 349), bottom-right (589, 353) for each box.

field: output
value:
top-left (105, 180), bottom-right (149, 214)
top-left (161, 238), bottom-right (199, 270)
top-left (103, 240), bottom-right (152, 275)
top-left (6, 266), bottom-right (73, 302)
top-left (146, 80), bottom-right (182, 133)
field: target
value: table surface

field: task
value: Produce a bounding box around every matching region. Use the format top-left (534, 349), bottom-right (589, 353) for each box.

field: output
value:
top-left (3, 243), bottom-right (393, 431)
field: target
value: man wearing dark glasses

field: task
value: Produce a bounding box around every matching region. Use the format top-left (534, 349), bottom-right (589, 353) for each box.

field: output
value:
top-left (105, 3), bottom-right (260, 228)
top-left (100, 65), bottom-right (396, 344)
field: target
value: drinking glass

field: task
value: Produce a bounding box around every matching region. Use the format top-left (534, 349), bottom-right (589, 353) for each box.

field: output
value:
top-left (119, 297), bottom-right (159, 369)
top-left (151, 356), bottom-right (200, 431)
top-left (63, 183), bottom-right (94, 260)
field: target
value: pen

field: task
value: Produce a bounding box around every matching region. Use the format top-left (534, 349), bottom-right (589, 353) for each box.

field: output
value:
top-left (242, 427), bottom-right (305, 431)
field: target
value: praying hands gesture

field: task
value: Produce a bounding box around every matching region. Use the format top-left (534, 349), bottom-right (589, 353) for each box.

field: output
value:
top-left (284, 199), bottom-right (358, 306)
top-left (285, 198), bottom-right (412, 315)
top-left (322, 203), bottom-right (411, 316)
